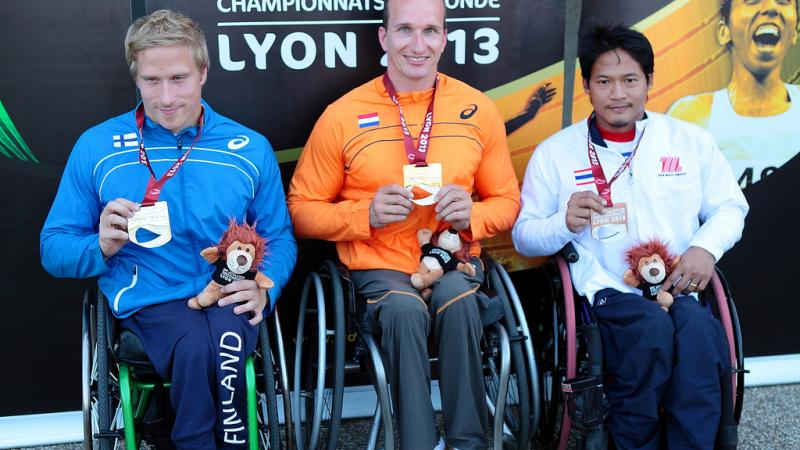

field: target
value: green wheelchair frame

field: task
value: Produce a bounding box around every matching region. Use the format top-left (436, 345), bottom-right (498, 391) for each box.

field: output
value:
top-left (82, 289), bottom-right (293, 449)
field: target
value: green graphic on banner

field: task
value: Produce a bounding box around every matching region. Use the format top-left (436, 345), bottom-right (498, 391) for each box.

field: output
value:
top-left (0, 100), bottom-right (37, 163)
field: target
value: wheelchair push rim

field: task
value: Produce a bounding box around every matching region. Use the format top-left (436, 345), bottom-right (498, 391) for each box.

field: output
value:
top-left (293, 265), bottom-right (345, 450)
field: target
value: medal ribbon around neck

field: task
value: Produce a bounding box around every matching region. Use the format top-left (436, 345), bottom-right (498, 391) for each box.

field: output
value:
top-left (586, 113), bottom-right (645, 205)
top-left (135, 103), bottom-right (205, 206)
top-left (383, 73), bottom-right (439, 167)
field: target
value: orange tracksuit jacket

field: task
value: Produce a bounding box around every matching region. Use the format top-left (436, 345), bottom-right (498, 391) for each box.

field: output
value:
top-left (287, 73), bottom-right (520, 274)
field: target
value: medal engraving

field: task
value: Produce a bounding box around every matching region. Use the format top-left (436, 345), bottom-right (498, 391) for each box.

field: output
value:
top-left (590, 202), bottom-right (629, 243)
top-left (127, 201), bottom-right (172, 248)
top-left (404, 163), bottom-right (443, 205)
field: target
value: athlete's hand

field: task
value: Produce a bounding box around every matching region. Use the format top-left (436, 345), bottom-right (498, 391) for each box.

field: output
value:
top-left (218, 279), bottom-right (268, 326)
top-left (99, 198), bottom-right (139, 258)
top-left (369, 184), bottom-right (414, 229)
top-left (662, 246), bottom-right (715, 296)
top-left (434, 184), bottom-right (472, 231)
top-left (565, 191), bottom-right (606, 233)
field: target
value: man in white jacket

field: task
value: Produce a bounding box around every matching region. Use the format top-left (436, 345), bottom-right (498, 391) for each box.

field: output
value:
top-left (512, 25), bottom-right (748, 449)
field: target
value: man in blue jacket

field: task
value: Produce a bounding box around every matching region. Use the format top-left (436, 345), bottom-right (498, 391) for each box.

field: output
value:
top-left (40, 9), bottom-right (296, 449)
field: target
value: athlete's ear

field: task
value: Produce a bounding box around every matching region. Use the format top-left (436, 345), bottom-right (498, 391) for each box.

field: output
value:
top-left (582, 77), bottom-right (590, 96)
top-left (717, 19), bottom-right (731, 47)
top-left (646, 73), bottom-right (654, 90)
top-left (378, 26), bottom-right (388, 52)
top-left (199, 65), bottom-right (208, 86)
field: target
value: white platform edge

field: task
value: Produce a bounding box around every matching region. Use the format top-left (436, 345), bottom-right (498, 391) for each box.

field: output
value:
top-left (1, 356), bottom-right (796, 448)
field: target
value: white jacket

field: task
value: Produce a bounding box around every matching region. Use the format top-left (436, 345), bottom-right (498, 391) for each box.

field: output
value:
top-left (512, 112), bottom-right (748, 303)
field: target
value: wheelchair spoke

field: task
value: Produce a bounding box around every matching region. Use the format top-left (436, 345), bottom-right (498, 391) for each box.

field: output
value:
top-left (322, 387), bottom-right (333, 421)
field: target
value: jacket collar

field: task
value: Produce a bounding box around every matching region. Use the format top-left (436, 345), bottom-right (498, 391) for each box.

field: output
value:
top-left (587, 111), bottom-right (649, 148)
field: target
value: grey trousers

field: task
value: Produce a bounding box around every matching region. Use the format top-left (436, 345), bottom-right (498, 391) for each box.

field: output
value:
top-left (351, 258), bottom-right (488, 450)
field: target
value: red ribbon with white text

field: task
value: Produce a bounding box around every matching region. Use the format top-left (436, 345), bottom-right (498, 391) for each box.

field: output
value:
top-left (135, 103), bottom-right (205, 206)
top-left (383, 73), bottom-right (438, 167)
top-left (586, 113), bottom-right (644, 205)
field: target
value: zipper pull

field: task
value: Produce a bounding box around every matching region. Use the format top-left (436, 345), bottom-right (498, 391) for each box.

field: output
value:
top-left (177, 138), bottom-right (183, 151)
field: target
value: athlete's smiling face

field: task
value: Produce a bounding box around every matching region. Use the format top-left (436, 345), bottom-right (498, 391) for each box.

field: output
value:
top-left (379, 0), bottom-right (447, 92)
top-left (135, 45), bottom-right (207, 134)
top-left (722, 0), bottom-right (799, 76)
top-left (583, 49), bottom-right (652, 132)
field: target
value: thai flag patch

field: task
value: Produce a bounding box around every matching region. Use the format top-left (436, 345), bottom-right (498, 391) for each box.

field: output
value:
top-left (574, 168), bottom-right (594, 186)
top-left (357, 112), bottom-right (380, 128)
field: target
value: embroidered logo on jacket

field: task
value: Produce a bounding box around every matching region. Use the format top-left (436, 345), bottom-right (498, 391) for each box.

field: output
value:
top-left (460, 104), bottom-right (478, 119)
top-left (574, 167), bottom-right (595, 186)
top-left (357, 112), bottom-right (380, 128)
top-left (113, 132), bottom-right (138, 148)
top-left (228, 135), bottom-right (250, 150)
top-left (658, 156), bottom-right (686, 176)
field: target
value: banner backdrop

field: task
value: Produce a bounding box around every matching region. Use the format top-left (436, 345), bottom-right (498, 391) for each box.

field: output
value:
top-left (0, 0), bottom-right (795, 416)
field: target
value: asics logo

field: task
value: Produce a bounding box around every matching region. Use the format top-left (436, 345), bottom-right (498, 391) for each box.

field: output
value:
top-left (460, 104), bottom-right (478, 119)
top-left (228, 135), bottom-right (250, 150)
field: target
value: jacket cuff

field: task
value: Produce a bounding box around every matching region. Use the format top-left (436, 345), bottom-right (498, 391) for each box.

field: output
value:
top-left (556, 208), bottom-right (579, 242)
top-left (687, 238), bottom-right (723, 262)
top-left (355, 199), bottom-right (375, 240)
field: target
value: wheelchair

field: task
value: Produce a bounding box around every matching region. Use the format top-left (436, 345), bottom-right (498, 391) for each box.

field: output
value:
top-left (291, 259), bottom-right (541, 450)
top-left (527, 245), bottom-right (745, 450)
top-left (81, 289), bottom-right (293, 449)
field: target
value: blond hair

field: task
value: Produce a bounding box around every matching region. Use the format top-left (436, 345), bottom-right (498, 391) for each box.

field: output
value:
top-left (124, 9), bottom-right (209, 77)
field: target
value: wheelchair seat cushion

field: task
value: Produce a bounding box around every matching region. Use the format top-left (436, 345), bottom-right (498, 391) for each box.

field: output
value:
top-left (117, 329), bottom-right (159, 373)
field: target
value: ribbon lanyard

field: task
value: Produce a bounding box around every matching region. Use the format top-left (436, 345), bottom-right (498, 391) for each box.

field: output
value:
top-left (383, 74), bottom-right (438, 167)
top-left (586, 113), bottom-right (644, 205)
top-left (135, 104), bottom-right (205, 206)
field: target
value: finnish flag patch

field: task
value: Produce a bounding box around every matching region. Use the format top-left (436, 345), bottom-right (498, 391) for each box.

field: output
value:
top-left (113, 132), bottom-right (138, 148)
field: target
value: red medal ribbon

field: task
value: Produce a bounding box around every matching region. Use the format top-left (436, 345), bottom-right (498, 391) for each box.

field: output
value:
top-left (383, 74), bottom-right (438, 167)
top-left (135, 104), bottom-right (205, 206)
top-left (586, 113), bottom-right (644, 205)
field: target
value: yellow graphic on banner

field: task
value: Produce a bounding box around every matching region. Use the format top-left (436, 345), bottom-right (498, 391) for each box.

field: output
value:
top-left (481, 0), bottom-right (800, 271)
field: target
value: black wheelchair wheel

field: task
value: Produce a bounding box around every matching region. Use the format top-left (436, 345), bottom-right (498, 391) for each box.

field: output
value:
top-left (362, 333), bottom-right (396, 450)
top-left (271, 310), bottom-right (295, 450)
top-left (293, 264), bottom-right (345, 450)
top-left (493, 264), bottom-right (542, 437)
top-left (84, 290), bottom-right (119, 450)
top-left (257, 320), bottom-right (282, 449)
top-left (530, 265), bottom-right (568, 449)
top-left (713, 267), bottom-right (745, 424)
top-left (482, 322), bottom-right (514, 450)
top-left (486, 269), bottom-right (532, 450)
top-left (319, 259), bottom-right (346, 450)
top-left (82, 291), bottom-right (96, 450)
top-left (728, 295), bottom-right (745, 423)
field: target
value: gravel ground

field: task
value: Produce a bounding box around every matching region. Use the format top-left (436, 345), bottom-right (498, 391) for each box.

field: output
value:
top-left (13, 384), bottom-right (800, 450)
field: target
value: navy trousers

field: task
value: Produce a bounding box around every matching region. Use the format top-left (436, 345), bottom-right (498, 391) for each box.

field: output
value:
top-left (592, 289), bottom-right (730, 450)
top-left (121, 300), bottom-right (258, 450)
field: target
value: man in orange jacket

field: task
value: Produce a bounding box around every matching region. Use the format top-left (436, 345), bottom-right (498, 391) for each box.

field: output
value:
top-left (286, 0), bottom-right (519, 448)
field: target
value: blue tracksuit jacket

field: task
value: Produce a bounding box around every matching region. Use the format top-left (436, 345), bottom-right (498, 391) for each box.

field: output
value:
top-left (40, 101), bottom-right (297, 317)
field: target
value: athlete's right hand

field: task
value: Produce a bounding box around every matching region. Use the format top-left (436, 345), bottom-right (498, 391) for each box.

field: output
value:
top-left (369, 184), bottom-right (413, 229)
top-left (99, 198), bottom-right (139, 258)
top-left (565, 191), bottom-right (606, 234)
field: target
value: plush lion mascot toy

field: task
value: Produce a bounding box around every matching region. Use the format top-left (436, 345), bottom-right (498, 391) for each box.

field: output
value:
top-left (411, 228), bottom-right (477, 300)
top-left (188, 219), bottom-right (274, 309)
top-left (623, 239), bottom-right (681, 312)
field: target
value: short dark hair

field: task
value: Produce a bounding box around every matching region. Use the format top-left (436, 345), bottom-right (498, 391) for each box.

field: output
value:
top-left (579, 24), bottom-right (654, 81)
top-left (720, 0), bottom-right (799, 24)
top-left (382, 0), bottom-right (447, 29)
